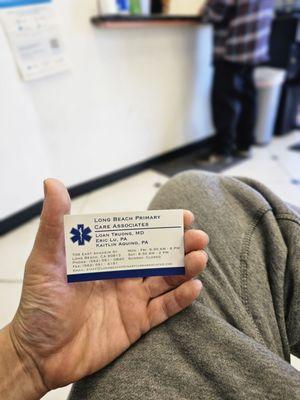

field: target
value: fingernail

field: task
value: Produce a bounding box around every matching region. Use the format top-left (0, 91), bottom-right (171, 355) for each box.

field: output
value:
top-left (202, 250), bottom-right (209, 263)
top-left (193, 279), bottom-right (203, 291)
top-left (203, 232), bottom-right (210, 244)
top-left (43, 180), bottom-right (48, 197)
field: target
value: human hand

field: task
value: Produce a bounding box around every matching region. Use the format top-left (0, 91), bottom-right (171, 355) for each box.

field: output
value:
top-left (0, 179), bottom-right (209, 400)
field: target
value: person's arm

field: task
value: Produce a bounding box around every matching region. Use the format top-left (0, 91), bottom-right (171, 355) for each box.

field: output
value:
top-left (201, 0), bottom-right (234, 24)
top-left (0, 326), bottom-right (46, 400)
top-left (0, 179), bottom-right (209, 400)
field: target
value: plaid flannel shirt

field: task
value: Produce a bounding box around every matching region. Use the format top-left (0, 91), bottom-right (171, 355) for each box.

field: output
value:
top-left (203, 0), bottom-right (275, 65)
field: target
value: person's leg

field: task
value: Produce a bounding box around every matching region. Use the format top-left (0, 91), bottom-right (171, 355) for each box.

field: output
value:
top-left (212, 61), bottom-right (241, 156)
top-left (236, 66), bottom-right (257, 152)
top-left (69, 171), bottom-right (300, 400)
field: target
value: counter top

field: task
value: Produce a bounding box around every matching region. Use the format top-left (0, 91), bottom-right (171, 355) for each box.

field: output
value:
top-left (91, 15), bottom-right (202, 28)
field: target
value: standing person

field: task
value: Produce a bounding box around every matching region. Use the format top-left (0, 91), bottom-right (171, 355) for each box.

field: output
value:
top-left (201, 0), bottom-right (274, 165)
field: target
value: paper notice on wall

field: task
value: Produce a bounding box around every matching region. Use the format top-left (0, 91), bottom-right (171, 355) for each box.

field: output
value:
top-left (0, 0), bottom-right (70, 81)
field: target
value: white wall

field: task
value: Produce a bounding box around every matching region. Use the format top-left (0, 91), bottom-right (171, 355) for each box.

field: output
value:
top-left (0, 0), bottom-right (213, 219)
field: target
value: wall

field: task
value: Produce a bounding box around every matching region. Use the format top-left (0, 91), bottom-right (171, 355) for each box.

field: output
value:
top-left (0, 0), bottom-right (213, 220)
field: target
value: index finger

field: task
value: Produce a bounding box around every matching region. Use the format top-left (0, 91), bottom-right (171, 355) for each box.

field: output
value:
top-left (184, 210), bottom-right (194, 230)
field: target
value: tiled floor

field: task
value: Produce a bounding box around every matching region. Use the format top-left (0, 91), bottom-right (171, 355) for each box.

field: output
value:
top-left (0, 135), bottom-right (299, 399)
top-left (223, 131), bottom-right (300, 205)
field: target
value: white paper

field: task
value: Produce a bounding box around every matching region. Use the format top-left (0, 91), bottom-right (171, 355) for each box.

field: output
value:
top-left (0, 1), bottom-right (70, 81)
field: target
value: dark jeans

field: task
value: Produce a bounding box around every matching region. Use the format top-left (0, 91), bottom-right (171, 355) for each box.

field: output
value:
top-left (212, 60), bottom-right (257, 156)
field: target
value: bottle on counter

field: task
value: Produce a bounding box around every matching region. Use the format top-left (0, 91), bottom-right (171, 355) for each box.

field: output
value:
top-left (151, 0), bottom-right (163, 14)
top-left (98, 0), bottom-right (118, 14)
top-left (116, 0), bottom-right (130, 13)
top-left (140, 0), bottom-right (151, 15)
top-left (130, 0), bottom-right (142, 14)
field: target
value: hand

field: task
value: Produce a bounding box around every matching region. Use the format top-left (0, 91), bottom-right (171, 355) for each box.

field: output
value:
top-left (2, 179), bottom-right (209, 399)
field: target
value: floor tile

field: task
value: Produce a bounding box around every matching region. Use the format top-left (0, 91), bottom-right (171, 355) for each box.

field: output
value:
top-left (0, 283), bottom-right (22, 329)
top-left (291, 355), bottom-right (300, 372)
top-left (81, 170), bottom-right (169, 214)
top-left (267, 132), bottom-right (300, 181)
top-left (0, 218), bottom-right (39, 281)
top-left (223, 133), bottom-right (300, 205)
top-left (71, 194), bottom-right (90, 215)
top-left (42, 386), bottom-right (71, 400)
top-left (269, 131), bottom-right (300, 151)
top-left (223, 154), bottom-right (289, 183)
top-left (264, 182), bottom-right (300, 205)
top-left (272, 149), bottom-right (300, 181)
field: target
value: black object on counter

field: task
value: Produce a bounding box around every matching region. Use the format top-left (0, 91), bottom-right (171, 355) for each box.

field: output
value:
top-left (151, 0), bottom-right (163, 14)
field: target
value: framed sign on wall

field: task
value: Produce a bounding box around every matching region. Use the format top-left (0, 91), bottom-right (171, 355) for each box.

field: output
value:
top-left (0, 0), bottom-right (70, 81)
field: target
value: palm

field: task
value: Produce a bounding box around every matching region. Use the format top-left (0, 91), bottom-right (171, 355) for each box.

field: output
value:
top-left (18, 255), bottom-right (149, 388)
top-left (11, 179), bottom-right (208, 392)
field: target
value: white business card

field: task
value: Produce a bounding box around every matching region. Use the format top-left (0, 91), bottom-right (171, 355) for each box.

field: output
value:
top-left (64, 210), bottom-right (185, 283)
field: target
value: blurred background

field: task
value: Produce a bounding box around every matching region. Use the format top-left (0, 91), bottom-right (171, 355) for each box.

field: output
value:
top-left (0, 1), bottom-right (299, 398)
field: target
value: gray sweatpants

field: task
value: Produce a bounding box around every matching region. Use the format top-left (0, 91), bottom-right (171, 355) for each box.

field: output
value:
top-left (69, 171), bottom-right (300, 400)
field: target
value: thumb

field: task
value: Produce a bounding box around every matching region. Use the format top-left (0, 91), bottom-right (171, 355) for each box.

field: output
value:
top-left (32, 179), bottom-right (71, 262)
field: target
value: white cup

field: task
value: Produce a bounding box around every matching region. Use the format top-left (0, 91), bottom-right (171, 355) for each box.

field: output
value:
top-left (140, 0), bottom-right (151, 15)
top-left (98, 0), bottom-right (118, 14)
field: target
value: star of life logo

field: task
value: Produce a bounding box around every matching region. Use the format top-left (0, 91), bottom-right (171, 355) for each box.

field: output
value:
top-left (70, 224), bottom-right (92, 246)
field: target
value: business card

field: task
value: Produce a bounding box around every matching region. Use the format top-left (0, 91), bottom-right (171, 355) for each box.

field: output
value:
top-left (64, 210), bottom-right (185, 283)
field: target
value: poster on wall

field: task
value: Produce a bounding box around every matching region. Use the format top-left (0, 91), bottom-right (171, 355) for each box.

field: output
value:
top-left (0, 0), bottom-right (70, 81)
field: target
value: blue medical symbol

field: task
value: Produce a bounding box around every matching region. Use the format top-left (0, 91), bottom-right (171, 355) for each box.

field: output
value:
top-left (70, 225), bottom-right (92, 246)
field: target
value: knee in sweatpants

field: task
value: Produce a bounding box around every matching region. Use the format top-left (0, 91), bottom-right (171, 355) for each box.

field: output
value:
top-left (154, 170), bottom-right (221, 198)
top-left (150, 170), bottom-right (233, 213)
